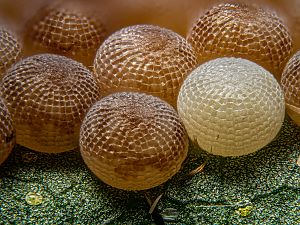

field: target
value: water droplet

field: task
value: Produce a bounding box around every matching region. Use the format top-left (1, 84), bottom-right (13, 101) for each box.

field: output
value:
top-left (25, 192), bottom-right (43, 206)
top-left (236, 205), bottom-right (253, 217)
top-left (161, 208), bottom-right (179, 222)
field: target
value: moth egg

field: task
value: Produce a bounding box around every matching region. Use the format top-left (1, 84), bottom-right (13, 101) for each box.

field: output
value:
top-left (281, 51), bottom-right (300, 126)
top-left (187, 2), bottom-right (293, 80)
top-left (177, 57), bottom-right (285, 157)
top-left (93, 24), bottom-right (198, 108)
top-left (1, 54), bottom-right (101, 153)
top-left (80, 92), bottom-right (188, 190)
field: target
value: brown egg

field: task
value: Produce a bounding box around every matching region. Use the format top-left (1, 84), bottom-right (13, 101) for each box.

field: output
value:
top-left (0, 26), bottom-right (22, 80)
top-left (265, 0), bottom-right (300, 52)
top-left (93, 24), bottom-right (198, 108)
top-left (23, 0), bottom-right (107, 67)
top-left (0, 54), bottom-right (101, 153)
top-left (0, 97), bottom-right (15, 165)
top-left (281, 51), bottom-right (300, 126)
top-left (80, 92), bottom-right (188, 190)
top-left (187, 2), bottom-right (293, 80)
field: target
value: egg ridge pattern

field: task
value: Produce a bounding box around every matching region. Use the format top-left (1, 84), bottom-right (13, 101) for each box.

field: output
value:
top-left (93, 24), bottom-right (198, 108)
top-left (177, 57), bottom-right (285, 156)
top-left (1, 54), bottom-right (101, 153)
top-left (187, 2), bottom-right (293, 80)
top-left (80, 92), bottom-right (188, 190)
top-left (0, 97), bottom-right (15, 165)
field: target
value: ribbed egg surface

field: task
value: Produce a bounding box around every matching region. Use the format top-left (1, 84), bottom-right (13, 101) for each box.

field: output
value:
top-left (187, 3), bottom-right (292, 80)
top-left (0, 26), bottom-right (22, 79)
top-left (93, 24), bottom-right (198, 108)
top-left (24, 1), bottom-right (107, 67)
top-left (281, 51), bottom-right (300, 126)
top-left (1, 54), bottom-right (101, 153)
top-left (177, 58), bottom-right (285, 157)
top-left (0, 97), bottom-right (15, 165)
top-left (80, 92), bottom-right (188, 190)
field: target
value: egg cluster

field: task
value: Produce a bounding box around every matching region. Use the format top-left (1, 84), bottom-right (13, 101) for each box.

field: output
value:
top-left (0, 0), bottom-right (298, 191)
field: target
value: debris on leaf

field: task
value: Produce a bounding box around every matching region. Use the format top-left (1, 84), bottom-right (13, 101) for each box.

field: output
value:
top-left (236, 205), bottom-right (253, 217)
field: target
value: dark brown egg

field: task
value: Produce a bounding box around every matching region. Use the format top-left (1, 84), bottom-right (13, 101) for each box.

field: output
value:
top-left (93, 24), bottom-right (198, 108)
top-left (1, 54), bottom-right (101, 153)
top-left (23, 0), bottom-right (107, 67)
top-left (0, 26), bottom-right (22, 79)
top-left (187, 2), bottom-right (293, 80)
top-left (0, 97), bottom-right (15, 165)
top-left (281, 51), bottom-right (300, 126)
top-left (80, 92), bottom-right (188, 190)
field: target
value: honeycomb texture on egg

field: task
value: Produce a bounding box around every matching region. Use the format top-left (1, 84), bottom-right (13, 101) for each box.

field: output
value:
top-left (281, 51), bottom-right (300, 126)
top-left (80, 92), bottom-right (188, 190)
top-left (93, 24), bottom-right (198, 108)
top-left (187, 2), bottom-right (293, 80)
top-left (270, 0), bottom-right (300, 52)
top-left (0, 54), bottom-right (101, 153)
top-left (0, 97), bottom-right (15, 165)
top-left (24, 2), bottom-right (107, 67)
top-left (286, 0), bottom-right (300, 52)
top-left (177, 57), bottom-right (285, 156)
top-left (0, 27), bottom-right (22, 79)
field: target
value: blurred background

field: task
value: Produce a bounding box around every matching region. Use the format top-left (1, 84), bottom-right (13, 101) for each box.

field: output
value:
top-left (0, 0), bottom-right (299, 52)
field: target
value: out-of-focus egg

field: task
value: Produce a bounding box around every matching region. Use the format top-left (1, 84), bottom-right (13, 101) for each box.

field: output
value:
top-left (0, 25), bottom-right (22, 79)
top-left (23, 0), bottom-right (107, 67)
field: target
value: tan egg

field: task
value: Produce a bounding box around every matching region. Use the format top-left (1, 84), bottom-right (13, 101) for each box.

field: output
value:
top-left (0, 97), bottom-right (15, 165)
top-left (0, 54), bottom-right (101, 153)
top-left (187, 2), bottom-right (293, 81)
top-left (80, 92), bottom-right (188, 190)
top-left (0, 26), bottom-right (22, 80)
top-left (23, 0), bottom-right (107, 67)
top-left (281, 51), bottom-right (300, 126)
top-left (177, 58), bottom-right (285, 157)
top-left (93, 24), bottom-right (198, 108)
top-left (258, 0), bottom-right (300, 52)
